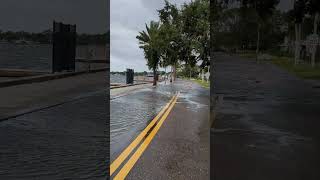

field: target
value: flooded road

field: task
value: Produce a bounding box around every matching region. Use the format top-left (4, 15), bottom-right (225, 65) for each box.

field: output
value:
top-left (111, 80), bottom-right (210, 179)
top-left (110, 82), bottom-right (177, 161)
top-left (212, 54), bottom-right (320, 180)
top-left (0, 91), bottom-right (108, 179)
top-left (124, 80), bottom-right (210, 179)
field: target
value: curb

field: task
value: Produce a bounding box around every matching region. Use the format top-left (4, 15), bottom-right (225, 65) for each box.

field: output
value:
top-left (0, 68), bottom-right (107, 88)
top-left (110, 82), bottom-right (150, 89)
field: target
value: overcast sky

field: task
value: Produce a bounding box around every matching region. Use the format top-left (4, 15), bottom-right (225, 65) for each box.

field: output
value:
top-left (110, 0), bottom-right (293, 72)
top-left (0, 0), bottom-right (108, 34)
top-left (0, 0), bottom-right (292, 72)
top-left (111, 0), bottom-right (192, 72)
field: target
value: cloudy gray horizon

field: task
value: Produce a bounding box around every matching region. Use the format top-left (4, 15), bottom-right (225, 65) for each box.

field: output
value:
top-left (111, 0), bottom-right (293, 72)
top-left (111, 0), bottom-right (191, 72)
top-left (0, 0), bottom-right (108, 34)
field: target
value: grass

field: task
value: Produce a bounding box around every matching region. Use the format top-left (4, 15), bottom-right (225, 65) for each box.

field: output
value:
top-left (237, 52), bottom-right (320, 80)
top-left (179, 76), bottom-right (210, 88)
top-left (238, 53), bottom-right (257, 59)
top-left (191, 79), bottom-right (210, 88)
top-left (271, 57), bottom-right (320, 80)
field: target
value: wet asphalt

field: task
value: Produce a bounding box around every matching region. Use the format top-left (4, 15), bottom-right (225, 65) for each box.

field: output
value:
top-left (211, 54), bottom-right (320, 180)
top-left (0, 91), bottom-right (108, 180)
top-left (110, 82), bottom-right (173, 161)
top-left (111, 80), bottom-right (210, 179)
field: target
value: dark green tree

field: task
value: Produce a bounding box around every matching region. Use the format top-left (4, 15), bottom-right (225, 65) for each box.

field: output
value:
top-left (136, 21), bottom-right (162, 85)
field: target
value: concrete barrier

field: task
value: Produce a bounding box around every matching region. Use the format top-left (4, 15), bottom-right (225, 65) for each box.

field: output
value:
top-left (0, 69), bottom-right (47, 77)
top-left (0, 67), bottom-right (107, 88)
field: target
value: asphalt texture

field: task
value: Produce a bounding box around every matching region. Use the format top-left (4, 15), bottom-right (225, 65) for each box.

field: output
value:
top-left (0, 72), bottom-right (108, 179)
top-left (211, 54), bottom-right (320, 180)
top-left (110, 80), bottom-right (209, 179)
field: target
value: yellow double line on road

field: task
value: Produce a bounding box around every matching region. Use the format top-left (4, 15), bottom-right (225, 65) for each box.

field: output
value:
top-left (110, 91), bottom-right (180, 179)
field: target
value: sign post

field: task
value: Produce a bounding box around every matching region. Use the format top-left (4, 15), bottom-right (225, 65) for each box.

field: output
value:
top-left (52, 21), bottom-right (77, 73)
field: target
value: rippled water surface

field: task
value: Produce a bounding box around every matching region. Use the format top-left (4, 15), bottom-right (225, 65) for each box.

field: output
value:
top-left (110, 80), bottom-right (209, 161)
top-left (0, 43), bottom-right (52, 71)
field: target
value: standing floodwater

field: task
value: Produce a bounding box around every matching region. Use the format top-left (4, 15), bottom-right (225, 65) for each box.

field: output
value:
top-left (0, 43), bottom-right (52, 71)
top-left (110, 73), bottom-right (126, 84)
top-left (0, 43), bottom-right (108, 72)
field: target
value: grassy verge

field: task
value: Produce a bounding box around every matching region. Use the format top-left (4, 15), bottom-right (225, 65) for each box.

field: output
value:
top-left (271, 57), bottom-right (320, 80)
top-left (238, 53), bottom-right (257, 59)
top-left (237, 52), bottom-right (320, 80)
top-left (191, 79), bottom-right (210, 88)
top-left (180, 77), bottom-right (210, 88)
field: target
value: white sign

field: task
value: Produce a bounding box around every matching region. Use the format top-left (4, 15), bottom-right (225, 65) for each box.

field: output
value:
top-left (306, 34), bottom-right (319, 54)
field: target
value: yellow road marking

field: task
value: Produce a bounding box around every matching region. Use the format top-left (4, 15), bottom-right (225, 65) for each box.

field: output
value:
top-left (114, 92), bottom-right (180, 180)
top-left (110, 94), bottom-right (177, 175)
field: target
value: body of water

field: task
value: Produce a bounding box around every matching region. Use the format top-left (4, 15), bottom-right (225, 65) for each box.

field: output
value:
top-left (0, 43), bottom-right (52, 71)
top-left (110, 74), bottom-right (126, 84)
top-left (0, 43), bottom-right (107, 72)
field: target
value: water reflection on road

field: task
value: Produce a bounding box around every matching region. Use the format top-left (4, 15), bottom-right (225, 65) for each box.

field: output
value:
top-left (110, 80), bottom-right (210, 162)
top-left (110, 83), bottom-right (173, 160)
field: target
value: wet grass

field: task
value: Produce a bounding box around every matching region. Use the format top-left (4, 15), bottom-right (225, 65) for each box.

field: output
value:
top-left (238, 53), bottom-right (257, 59)
top-left (180, 77), bottom-right (210, 88)
top-left (271, 57), bottom-right (320, 80)
top-left (237, 52), bottom-right (320, 80)
top-left (191, 79), bottom-right (210, 88)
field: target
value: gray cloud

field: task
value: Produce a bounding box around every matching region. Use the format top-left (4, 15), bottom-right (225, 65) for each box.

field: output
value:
top-left (277, 0), bottom-right (294, 12)
top-left (111, 0), bottom-right (190, 72)
top-left (111, 0), bottom-right (292, 72)
top-left (0, 0), bottom-right (108, 33)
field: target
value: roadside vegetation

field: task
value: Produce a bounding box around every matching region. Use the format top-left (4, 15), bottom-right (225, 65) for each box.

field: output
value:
top-left (237, 51), bottom-right (320, 79)
top-left (191, 79), bottom-right (210, 88)
top-left (213, 0), bottom-right (320, 80)
top-left (272, 57), bottom-right (320, 79)
top-left (136, 0), bottom-right (209, 86)
top-left (0, 30), bottom-right (109, 45)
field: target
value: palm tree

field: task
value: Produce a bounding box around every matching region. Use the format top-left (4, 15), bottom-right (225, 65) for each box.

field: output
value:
top-left (136, 21), bottom-right (162, 86)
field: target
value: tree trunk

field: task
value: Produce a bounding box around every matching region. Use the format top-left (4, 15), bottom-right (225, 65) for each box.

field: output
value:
top-left (189, 65), bottom-right (191, 79)
top-left (170, 66), bottom-right (173, 83)
top-left (294, 23), bottom-right (301, 65)
top-left (256, 24), bottom-right (260, 62)
top-left (314, 13), bottom-right (319, 35)
top-left (173, 63), bottom-right (177, 81)
top-left (164, 66), bottom-right (167, 84)
top-left (311, 12), bottom-right (319, 68)
top-left (153, 69), bottom-right (157, 86)
top-left (202, 69), bottom-right (204, 82)
top-left (207, 65), bottom-right (210, 83)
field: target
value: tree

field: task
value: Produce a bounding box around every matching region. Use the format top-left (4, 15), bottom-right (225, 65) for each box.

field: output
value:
top-left (180, 0), bottom-right (210, 77)
top-left (307, 0), bottom-right (320, 67)
top-left (136, 21), bottom-right (162, 86)
top-left (158, 0), bottom-right (181, 81)
top-left (240, 0), bottom-right (279, 61)
top-left (289, 0), bottom-right (307, 65)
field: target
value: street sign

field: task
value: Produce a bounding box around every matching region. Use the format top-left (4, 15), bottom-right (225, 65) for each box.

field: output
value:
top-left (52, 21), bottom-right (76, 72)
top-left (306, 34), bottom-right (319, 54)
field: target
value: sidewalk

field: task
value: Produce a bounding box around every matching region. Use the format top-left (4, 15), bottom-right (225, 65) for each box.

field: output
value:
top-left (0, 71), bottom-right (107, 120)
